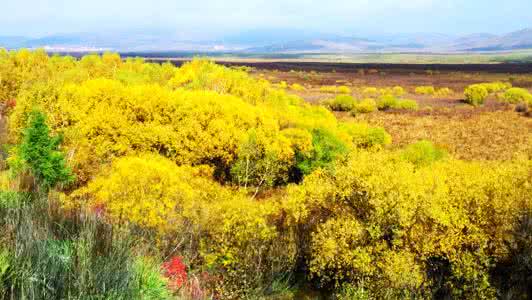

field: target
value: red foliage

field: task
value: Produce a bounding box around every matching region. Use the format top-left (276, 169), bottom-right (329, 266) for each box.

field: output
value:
top-left (163, 256), bottom-right (188, 289)
top-left (91, 203), bottom-right (106, 218)
top-left (5, 99), bottom-right (16, 109)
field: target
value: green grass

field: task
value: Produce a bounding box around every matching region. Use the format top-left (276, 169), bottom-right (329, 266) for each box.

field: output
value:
top-left (144, 49), bottom-right (532, 64)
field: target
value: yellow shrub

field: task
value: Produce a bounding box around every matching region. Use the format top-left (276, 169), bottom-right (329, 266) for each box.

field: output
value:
top-left (415, 86), bottom-right (435, 95)
top-left (320, 85), bottom-right (351, 94)
top-left (70, 154), bottom-right (220, 234)
top-left (340, 122), bottom-right (392, 148)
top-left (11, 78), bottom-right (283, 182)
top-left (325, 95), bottom-right (357, 111)
top-left (481, 81), bottom-right (511, 94)
top-left (434, 87), bottom-right (454, 97)
top-left (280, 128), bottom-right (313, 156)
top-left (394, 99), bottom-right (419, 110)
top-left (500, 87), bottom-right (532, 104)
top-left (464, 84), bottom-right (489, 106)
top-left (230, 129), bottom-right (294, 188)
top-left (168, 59), bottom-right (272, 105)
top-left (2, 50), bottom-right (530, 298)
top-left (337, 85), bottom-right (352, 94)
top-left (361, 87), bottom-right (379, 97)
top-left (351, 98), bottom-right (377, 114)
top-left (199, 196), bottom-right (296, 298)
top-left (290, 83), bottom-right (305, 91)
top-left (391, 86), bottom-right (405, 97)
top-left (285, 149), bottom-right (531, 297)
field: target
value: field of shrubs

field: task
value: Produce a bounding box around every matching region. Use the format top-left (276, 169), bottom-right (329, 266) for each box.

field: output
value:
top-left (0, 49), bottom-right (531, 299)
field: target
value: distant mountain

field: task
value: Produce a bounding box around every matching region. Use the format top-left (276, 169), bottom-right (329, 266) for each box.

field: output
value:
top-left (2, 28), bottom-right (532, 53)
top-left (464, 28), bottom-right (532, 51)
top-left (244, 36), bottom-right (378, 53)
top-left (237, 28), bottom-right (532, 53)
top-left (222, 29), bottom-right (326, 47)
top-left (0, 31), bottom-right (231, 52)
top-left (371, 33), bottom-right (455, 49)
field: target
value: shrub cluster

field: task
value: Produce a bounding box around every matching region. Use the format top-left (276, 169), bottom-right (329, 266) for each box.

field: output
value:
top-left (360, 86), bottom-right (404, 98)
top-left (463, 81), bottom-right (513, 106)
top-left (324, 95), bottom-right (357, 111)
top-left (434, 87), bottom-right (454, 97)
top-left (320, 85), bottom-right (352, 94)
top-left (415, 85), bottom-right (436, 95)
top-left (376, 95), bottom-right (418, 111)
top-left (481, 81), bottom-right (512, 93)
top-left (352, 98), bottom-right (377, 114)
top-left (0, 50), bottom-right (530, 299)
top-left (500, 87), bottom-right (532, 104)
top-left (326, 94), bottom-right (418, 115)
top-left (414, 86), bottom-right (454, 98)
top-left (287, 151), bottom-right (531, 299)
top-left (464, 84), bottom-right (489, 106)
top-left (289, 83), bottom-right (305, 91)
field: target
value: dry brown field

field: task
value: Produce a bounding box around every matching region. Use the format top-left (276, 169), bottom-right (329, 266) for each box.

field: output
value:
top-left (248, 65), bottom-right (532, 161)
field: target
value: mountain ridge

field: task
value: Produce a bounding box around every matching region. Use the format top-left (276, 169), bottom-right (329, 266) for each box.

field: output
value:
top-left (1, 28), bottom-right (532, 53)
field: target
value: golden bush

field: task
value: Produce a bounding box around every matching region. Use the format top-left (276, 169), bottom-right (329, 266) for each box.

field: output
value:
top-left (285, 150), bottom-right (531, 297)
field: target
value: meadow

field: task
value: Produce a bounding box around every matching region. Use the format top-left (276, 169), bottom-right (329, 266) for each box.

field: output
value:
top-left (0, 49), bottom-right (531, 299)
top-left (130, 49), bottom-right (532, 64)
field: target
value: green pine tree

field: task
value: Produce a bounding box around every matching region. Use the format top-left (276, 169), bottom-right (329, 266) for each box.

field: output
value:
top-left (19, 110), bottom-right (74, 191)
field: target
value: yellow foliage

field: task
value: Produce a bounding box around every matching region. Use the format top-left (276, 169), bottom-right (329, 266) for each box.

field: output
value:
top-left (352, 98), bottom-right (377, 114)
top-left (434, 87), bottom-right (454, 97)
top-left (11, 78), bottom-right (285, 182)
top-left (361, 87), bottom-right (379, 97)
top-left (69, 154), bottom-right (219, 233)
top-left (285, 149), bottom-right (531, 296)
top-left (320, 85), bottom-right (351, 94)
top-left (415, 85), bottom-right (436, 95)
top-left (4, 50), bottom-right (529, 298)
top-left (8, 57), bottom-right (392, 188)
top-left (290, 83), bottom-right (306, 91)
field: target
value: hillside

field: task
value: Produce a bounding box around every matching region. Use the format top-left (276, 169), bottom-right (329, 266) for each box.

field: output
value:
top-left (2, 28), bottom-right (532, 53)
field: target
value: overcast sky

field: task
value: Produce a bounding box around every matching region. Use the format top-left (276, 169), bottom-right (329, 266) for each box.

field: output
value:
top-left (1, 0), bottom-right (531, 37)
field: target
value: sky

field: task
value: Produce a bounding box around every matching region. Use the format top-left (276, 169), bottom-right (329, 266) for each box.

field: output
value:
top-left (1, 0), bottom-right (532, 38)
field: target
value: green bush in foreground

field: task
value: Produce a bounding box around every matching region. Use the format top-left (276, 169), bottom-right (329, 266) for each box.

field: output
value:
top-left (296, 128), bottom-right (349, 176)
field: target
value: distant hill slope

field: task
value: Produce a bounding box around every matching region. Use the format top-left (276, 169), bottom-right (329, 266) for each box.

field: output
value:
top-left (1, 28), bottom-right (532, 53)
top-left (464, 28), bottom-right (532, 51)
top-left (238, 29), bottom-right (532, 53)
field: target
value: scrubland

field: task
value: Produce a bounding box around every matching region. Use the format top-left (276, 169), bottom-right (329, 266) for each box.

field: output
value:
top-left (0, 49), bottom-right (531, 299)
